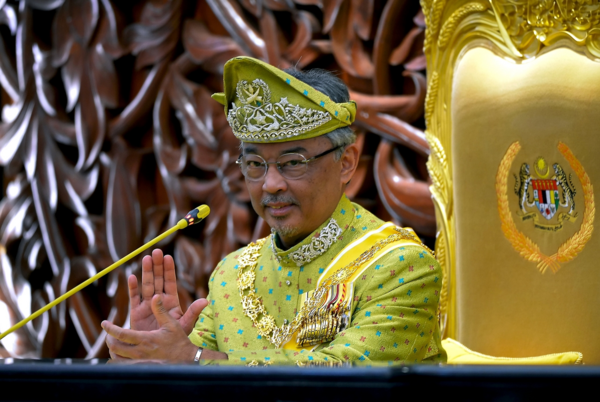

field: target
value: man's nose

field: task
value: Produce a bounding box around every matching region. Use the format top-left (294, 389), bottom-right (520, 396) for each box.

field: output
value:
top-left (262, 164), bottom-right (288, 193)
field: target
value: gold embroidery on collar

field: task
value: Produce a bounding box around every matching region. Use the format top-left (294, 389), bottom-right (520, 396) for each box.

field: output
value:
top-left (289, 218), bottom-right (342, 267)
top-left (271, 218), bottom-right (342, 266)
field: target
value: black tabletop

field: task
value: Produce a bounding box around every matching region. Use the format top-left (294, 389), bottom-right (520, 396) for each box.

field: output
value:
top-left (0, 359), bottom-right (597, 401)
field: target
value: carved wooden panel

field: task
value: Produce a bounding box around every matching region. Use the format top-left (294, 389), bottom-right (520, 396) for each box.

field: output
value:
top-left (0, 0), bottom-right (432, 358)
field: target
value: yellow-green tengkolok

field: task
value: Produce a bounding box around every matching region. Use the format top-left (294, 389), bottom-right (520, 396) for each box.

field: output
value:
top-left (211, 56), bottom-right (356, 143)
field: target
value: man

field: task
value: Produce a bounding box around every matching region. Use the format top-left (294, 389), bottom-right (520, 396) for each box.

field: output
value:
top-left (102, 57), bottom-right (446, 365)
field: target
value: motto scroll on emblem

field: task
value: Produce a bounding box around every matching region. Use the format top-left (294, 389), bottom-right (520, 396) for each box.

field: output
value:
top-left (496, 142), bottom-right (595, 274)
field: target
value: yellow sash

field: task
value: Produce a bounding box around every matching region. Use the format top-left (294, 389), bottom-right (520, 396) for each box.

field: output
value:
top-left (283, 222), bottom-right (424, 351)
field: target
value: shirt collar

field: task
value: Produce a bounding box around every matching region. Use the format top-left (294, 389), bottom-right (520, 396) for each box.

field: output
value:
top-left (270, 194), bottom-right (355, 267)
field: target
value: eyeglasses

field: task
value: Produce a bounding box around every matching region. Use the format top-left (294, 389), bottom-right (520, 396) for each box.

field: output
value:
top-left (236, 146), bottom-right (343, 181)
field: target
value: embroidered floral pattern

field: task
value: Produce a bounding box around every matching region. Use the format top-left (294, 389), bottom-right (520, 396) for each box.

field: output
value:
top-left (289, 218), bottom-right (342, 266)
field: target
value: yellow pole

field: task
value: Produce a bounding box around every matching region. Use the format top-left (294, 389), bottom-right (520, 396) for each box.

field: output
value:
top-left (0, 205), bottom-right (210, 342)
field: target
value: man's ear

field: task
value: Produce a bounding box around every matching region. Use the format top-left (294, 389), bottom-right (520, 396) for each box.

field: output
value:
top-left (340, 143), bottom-right (360, 185)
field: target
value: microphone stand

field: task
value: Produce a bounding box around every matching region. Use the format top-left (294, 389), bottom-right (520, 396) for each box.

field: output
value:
top-left (0, 205), bottom-right (210, 342)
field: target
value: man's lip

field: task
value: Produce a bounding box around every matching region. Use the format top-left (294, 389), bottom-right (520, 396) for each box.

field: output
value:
top-left (266, 203), bottom-right (292, 208)
top-left (265, 203), bottom-right (295, 216)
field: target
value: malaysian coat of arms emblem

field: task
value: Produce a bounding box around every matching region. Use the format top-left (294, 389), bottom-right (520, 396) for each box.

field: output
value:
top-left (497, 141), bottom-right (595, 273)
top-left (513, 157), bottom-right (578, 231)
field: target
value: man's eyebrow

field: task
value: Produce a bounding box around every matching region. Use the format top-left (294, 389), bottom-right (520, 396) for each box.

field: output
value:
top-left (281, 146), bottom-right (308, 154)
top-left (242, 146), bottom-right (258, 155)
top-left (242, 146), bottom-right (308, 155)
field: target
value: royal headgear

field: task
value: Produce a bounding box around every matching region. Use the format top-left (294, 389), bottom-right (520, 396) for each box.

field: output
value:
top-left (212, 57), bottom-right (356, 143)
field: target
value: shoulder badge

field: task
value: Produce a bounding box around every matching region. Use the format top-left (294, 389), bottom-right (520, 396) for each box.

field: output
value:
top-left (496, 141), bottom-right (595, 273)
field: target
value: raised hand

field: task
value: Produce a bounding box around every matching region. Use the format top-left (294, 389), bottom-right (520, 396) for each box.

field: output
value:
top-left (128, 249), bottom-right (206, 334)
top-left (102, 296), bottom-right (205, 362)
top-left (102, 295), bottom-right (227, 362)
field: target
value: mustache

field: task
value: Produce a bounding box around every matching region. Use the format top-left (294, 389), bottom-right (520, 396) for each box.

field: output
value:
top-left (261, 195), bottom-right (299, 207)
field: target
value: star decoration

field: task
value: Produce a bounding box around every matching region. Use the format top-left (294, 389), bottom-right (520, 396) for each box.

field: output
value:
top-left (254, 113), bottom-right (267, 124)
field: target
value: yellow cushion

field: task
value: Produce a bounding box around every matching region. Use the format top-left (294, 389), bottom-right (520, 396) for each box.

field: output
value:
top-left (442, 338), bottom-right (582, 365)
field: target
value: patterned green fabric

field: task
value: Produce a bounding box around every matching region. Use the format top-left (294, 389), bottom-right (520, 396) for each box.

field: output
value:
top-left (211, 56), bottom-right (356, 143)
top-left (189, 195), bottom-right (447, 365)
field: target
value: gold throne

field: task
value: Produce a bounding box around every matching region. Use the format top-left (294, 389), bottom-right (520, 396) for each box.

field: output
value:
top-left (423, 0), bottom-right (600, 363)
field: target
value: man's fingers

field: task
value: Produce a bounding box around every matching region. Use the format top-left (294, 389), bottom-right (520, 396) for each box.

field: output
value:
top-left (180, 299), bottom-right (209, 335)
top-left (141, 255), bottom-right (155, 301)
top-left (151, 295), bottom-right (177, 328)
top-left (105, 334), bottom-right (139, 360)
top-left (107, 348), bottom-right (131, 363)
top-left (101, 321), bottom-right (142, 345)
top-left (128, 275), bottom-right (140, 309)
top-left (163, 254), bottom-right (178, 297)
top-left (151, 249), bottom-right (165, 294)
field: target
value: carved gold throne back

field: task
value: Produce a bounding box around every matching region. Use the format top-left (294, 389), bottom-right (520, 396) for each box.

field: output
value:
top-left (423, 0), bottom-right (600, 362)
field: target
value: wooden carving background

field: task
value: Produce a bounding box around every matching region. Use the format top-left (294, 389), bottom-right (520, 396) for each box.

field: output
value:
top-left (0, 0), bottom-right (432, 359)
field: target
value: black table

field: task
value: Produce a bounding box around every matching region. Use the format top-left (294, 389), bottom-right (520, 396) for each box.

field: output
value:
top-left (0, 359), bottom-right (597, 401)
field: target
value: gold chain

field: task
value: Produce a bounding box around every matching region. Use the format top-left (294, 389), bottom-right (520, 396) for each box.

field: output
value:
top-left (236, 227), bottom-right (425, 348)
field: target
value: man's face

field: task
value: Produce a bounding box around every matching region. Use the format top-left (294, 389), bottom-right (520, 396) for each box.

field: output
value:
top-left (241, 136), bottom-right (356, 248)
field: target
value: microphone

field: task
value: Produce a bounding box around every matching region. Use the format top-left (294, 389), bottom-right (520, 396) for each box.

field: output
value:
top-left (0, 205), bottom-right (210, 342)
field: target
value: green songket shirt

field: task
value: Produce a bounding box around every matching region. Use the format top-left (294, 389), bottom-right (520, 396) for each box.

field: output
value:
top-left (189, 195), bottom-right (447, 365)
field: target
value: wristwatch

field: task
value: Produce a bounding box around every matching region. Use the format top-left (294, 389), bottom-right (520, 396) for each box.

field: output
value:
top-left (193, 347), bottom-right (204, 362)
